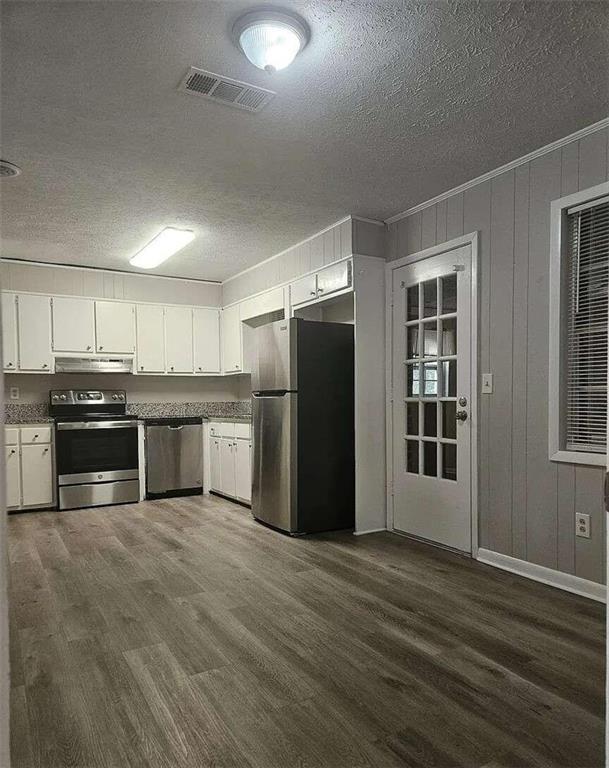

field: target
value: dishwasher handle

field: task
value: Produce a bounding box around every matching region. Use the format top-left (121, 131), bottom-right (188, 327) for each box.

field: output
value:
top-left (168, 425), bottom-right (184, 430)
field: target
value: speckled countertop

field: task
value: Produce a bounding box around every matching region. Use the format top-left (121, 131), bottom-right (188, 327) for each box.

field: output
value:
top-left (4, 401), bottom-right (252, 425)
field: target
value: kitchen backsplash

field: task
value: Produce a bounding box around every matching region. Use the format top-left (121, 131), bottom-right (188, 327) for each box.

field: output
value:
top-left (4, 400), bottom-right (252, 423)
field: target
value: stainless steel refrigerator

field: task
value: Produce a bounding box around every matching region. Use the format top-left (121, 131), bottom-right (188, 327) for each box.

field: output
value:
top-left (251, 318), bottom-right (354, 534)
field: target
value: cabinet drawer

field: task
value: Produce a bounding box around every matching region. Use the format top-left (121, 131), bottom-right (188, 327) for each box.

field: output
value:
top-left (21, 426), bottom-right (52, 444)
top-left (5, 427), bottom-right (19, 446)
top-left (220, 422), bottom-right (235, 438)
top-left (234, 422), bottom-right (251, 439)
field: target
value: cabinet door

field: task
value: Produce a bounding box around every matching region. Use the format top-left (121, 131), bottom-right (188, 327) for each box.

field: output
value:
top-left (2, 293), bottom-right (18, 372)
top-left (193, 308), bottom-right (221, 374)
top-left (235, 439), bottom-right (251, 502)
top-left (165, 306), bottom-right (193, 373)
top-left (21, 444), bottom-right (53, 508)
top-left (221, 305), bottom-right (242, 373)
top-left (5, 446), bottom-right (21, 508)
top-left (52, 297), bottom-right (96, 353)
top-left (220, 439), bottom-right (236, 497)
top-left (290, 274), bottom-right (318, 307)
top-left (210, 437), bottom-right (222, 491)
top-left (136, 304), bottom-right (165, 373)
top-left (316, 260), bottom-right (351, 299)
top-left (17, 294), bottom-right (53, 372)
top-left (95, 301), bottom-right (135, 354)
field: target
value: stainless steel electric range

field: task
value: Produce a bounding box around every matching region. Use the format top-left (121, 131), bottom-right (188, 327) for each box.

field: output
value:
top-left (50, 389), bottom-right (139, 510)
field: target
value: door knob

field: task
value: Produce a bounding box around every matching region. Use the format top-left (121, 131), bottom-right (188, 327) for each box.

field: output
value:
top-left (455, 410), bottom-right (468, 422)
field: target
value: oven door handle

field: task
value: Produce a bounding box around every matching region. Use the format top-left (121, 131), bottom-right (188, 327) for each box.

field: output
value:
top-left (56, 420), bottom-right (139, 430)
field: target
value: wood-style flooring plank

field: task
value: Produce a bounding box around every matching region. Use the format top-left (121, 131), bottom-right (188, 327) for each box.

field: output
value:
top-left (8, 494), bottom-right (605, 768)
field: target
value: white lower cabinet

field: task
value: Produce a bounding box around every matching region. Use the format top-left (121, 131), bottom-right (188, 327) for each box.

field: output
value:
top-left (5, 445), bottom-right (21, 508)
top-left (21, 444), bottom-right (53, 508)
top-left (209, 422), bottom-right (251, 503)
top-left (5, 424), bottom-right (54, 510)
top-left (235, 439), bottom-right (252, 503)
top-left (220, 439), bottom-right (237, 498)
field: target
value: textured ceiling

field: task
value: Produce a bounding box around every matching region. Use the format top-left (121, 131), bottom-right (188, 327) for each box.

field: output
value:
top-left (1, 1), bottom-right (608, 281)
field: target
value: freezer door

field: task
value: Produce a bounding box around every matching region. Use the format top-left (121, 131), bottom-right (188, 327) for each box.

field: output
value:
top-left (251, 319), bottom-right (296, 392)
top-left (252, 392), bottom-right (297, 533)
top-left (146, 424), bottom-right (203, 493)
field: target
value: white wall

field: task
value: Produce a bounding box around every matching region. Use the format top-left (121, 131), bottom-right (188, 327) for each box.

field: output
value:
top-left (4, 372), bottom-right (248, 404)
top-left (0, 261), bottom-right (221, 307)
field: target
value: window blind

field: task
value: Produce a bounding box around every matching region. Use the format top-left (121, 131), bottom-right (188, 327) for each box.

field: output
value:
top-left (566, 197), bottom-right (609, 453)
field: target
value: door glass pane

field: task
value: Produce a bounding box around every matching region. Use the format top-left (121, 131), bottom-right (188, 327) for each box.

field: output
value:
top-left (442, 401), bottom-right (457, 439)
top-left (422, 362), bottom-right (437, 397)
top-left (406, 440), bottom-right (419, 473)
top-left (407, 326), bottom-right (419, 359)
top-left (407, 286), bottom-right (419, 320)
top-left (423, 441), bottom-right (437, 477)
top-left (441, 360), bottom-right (457, 397)
top-left (406, 364), bottom-right (420, 397)
top-left (441, 274), bottom-right (457, 313)
top-left (406, 402), bottom-right (419, 435)
top-left (441, 318), bottom-right (457, 356)
top-left (423, 280), bottom-right (437, 317)
top-left (423, 322), bottom-right (438, 358)
top-left (442, 443), bottom-right (457, 481)
top-left (423, 402), bottom-right (437, 437)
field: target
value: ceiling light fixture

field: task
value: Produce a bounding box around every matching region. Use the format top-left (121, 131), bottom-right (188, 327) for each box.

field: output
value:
top-left (0, 160), bottom-right (22, 179)
top-left (233, 8), bottom-right (309, 73)
top-left (129, 227), bottom-right (195, 269)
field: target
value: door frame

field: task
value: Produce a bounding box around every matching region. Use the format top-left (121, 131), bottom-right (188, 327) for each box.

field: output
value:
top-left (385, 231), bottom-right (480, 556)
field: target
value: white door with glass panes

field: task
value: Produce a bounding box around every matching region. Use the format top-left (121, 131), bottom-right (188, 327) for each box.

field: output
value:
top-left (391, 245), bottom-right (473, 552)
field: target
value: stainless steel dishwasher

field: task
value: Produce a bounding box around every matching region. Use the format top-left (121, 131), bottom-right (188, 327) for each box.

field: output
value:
top-left (144, 417), bottom-right (203, 499)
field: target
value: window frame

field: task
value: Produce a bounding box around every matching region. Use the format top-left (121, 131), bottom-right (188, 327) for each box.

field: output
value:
top-left (548, 181), bottom-right (609, 467)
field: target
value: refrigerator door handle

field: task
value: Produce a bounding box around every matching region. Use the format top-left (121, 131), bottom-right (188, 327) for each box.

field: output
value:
top-left (252, 390), bottom-right (291, 398)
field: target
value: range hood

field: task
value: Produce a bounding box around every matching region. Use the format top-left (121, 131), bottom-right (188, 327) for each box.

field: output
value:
top-left (54, 357), bottom-right (133, 374)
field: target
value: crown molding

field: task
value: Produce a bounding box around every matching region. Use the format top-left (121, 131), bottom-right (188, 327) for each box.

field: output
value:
top-left (385, 117), bottom-right (609, 225)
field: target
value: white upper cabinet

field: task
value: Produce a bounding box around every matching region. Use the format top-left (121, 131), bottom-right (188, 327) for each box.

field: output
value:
top-left (240, 287), bottom-right (285, 322)
top-left (193, 308), bottom-right (221, 374)
top-left (95, 301), bottom-right (135, 354)
top-left (2, 293), bottom-right (18, 371)
top-left (222, 304), bottom-right (242, 374)
top-left (136, 304), bottom-right (165, 373)
top-left (315, 260), bottom-right (351, 298)
top-left (290, 274), bottom-right (318, 307)
top-left (52, 297), bottom-right (96, 353)
top-left (165, 306), bottom-right (194, 374)
top-left (17, 294), bottom-right (53, 372)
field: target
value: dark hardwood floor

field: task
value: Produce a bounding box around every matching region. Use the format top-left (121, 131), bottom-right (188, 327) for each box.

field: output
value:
top-left (8, 495), bottom-right (605, 768)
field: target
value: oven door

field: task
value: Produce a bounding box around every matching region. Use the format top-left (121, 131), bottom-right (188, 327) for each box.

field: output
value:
top-left (55, 420), bottom-right (139, 485)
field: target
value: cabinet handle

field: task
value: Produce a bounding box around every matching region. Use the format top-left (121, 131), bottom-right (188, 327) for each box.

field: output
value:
top-left (9, 449), bottom-right (15, 455)
top-left (140, 365), bottom-right (144, 371)
top-left (33, 434), bottom-right (39, 439)
top-left (43, 448), bottom-right (49, 454)
top-left (198, 366), bottom-right (202, 371)
top-left (318, 287), bottom-right (324, 293)
top-left (170, 366), bottom-right (174, 371)
top-left (310, 291), bottom-right (316, 296)
top-left (235, 364), bottom-right (239, 369)
top-left (7, 362), bottom-right (13, 368)
top-left (99, 346), bottom-right (104, 351)
top-left (86, 346), bottom-right (92, 350)
top-left (42, 363), bottom-right (48, 368)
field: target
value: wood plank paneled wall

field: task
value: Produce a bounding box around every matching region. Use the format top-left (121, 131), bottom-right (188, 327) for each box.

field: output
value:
top-left (0, 261), bottom-right (222, 307)
top-left (222, 217), bottom-right (384, 305)
top-left (387, 127), bottom-right (609, 584)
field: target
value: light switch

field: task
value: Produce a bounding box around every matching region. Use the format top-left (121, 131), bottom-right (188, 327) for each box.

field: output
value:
top-left (481, 374), bottom-right (493, 394)
top-left (9, 387), bottom-right (19, 400)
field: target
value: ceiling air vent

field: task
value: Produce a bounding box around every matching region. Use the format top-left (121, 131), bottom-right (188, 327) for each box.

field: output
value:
top-left (0, 160), bottom-right (21, 179)
top-left (178, 67), bottom-right (275, 113)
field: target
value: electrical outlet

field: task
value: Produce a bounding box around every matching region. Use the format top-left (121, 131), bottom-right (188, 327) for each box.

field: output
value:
top-left (481, 373), bottom-right (493, 394)
top-left (575, 513), bottom-right (591, 539)
top-left (9, 387), bottom-right (19, 400)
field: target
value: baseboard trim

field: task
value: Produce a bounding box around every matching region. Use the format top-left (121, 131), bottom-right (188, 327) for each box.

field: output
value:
top-left (477, 548), bottom-right (606, 603)
top-left (353, 527), bottom-right (387, 536)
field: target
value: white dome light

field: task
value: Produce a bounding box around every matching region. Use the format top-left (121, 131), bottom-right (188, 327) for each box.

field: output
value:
top-left (233, 9), bottom-right (309, 73)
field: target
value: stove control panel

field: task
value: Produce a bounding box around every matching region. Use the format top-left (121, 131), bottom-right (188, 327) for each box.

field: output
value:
top-left (50, 390), bottom-right (127, 406)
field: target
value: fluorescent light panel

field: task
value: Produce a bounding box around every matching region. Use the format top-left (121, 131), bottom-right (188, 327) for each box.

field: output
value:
top-left (129, 227), bottom-right (195, 269)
